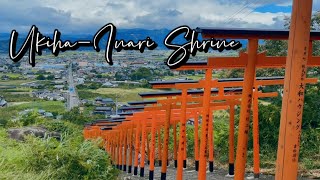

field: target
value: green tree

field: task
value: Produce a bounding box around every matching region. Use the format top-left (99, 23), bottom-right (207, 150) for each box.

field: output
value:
top-left (62, 107), bottom-right (90, 125)
top-left (115, 72), bottom-right (125, 81)
top-left (130, 67), bottom-right (153, 81)
top-left (36, 74), bottom-right (46, 80)
top-left (46, 75), bottom-right (55, 80)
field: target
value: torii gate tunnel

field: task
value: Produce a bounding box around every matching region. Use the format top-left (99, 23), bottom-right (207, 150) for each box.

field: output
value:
top-left (83, 1), bottom-right (319, 179)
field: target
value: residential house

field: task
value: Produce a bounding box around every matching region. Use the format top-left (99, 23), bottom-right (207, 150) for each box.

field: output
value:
top-left (1, 75), bottom-right (9, 80)
top-left (76, 78), bottom-right (85, 84)
top-left (32, 90), bottom-right (65, 101)
top-left (54, 85), bottom-right (65, 90)
top-left (93, 106), bottom-right (112, 116)
top-left (95, 97), bottom-right (114, 106)
top-left (54, 80), bottom-right (66, 85)
top-left (38, 109), bottom-right (46, 115)
top-left (0, 97), bottom-right (7, 107)
top-left (118, 105), bottom-right (144, 113)
top-left (102, 82), bottom-right (117, 87)
top-left (81, 99), bottom-right (91, 105)
top-left (44, 112), bottom-right (54, 118)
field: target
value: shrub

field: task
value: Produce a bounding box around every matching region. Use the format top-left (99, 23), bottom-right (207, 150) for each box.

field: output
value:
top-left (21, 135), bottom-right (118, 179)
top-left (0, 126), bottom-right (119, 180)
top-left (62, 107), bottom-right (91, 125)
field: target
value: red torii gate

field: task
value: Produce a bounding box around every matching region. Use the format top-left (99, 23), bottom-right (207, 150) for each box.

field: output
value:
top-left (95, 100), bottom-right (233, 179)
top-left (176, 4), bottom-right (319, 178)
top-left (149, 76), bottom-right (317, 179)
top-left (84, 1), bottom-right (318, 179)
top-left (105, 82), bottom-right (273, 180)
top-left (139, 87), bottom-right (243, 179)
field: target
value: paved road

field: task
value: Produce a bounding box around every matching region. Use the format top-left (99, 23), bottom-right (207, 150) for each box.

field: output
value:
top-left (119, 164), bottom-right (275, 180)
top-left (67, 63), bottom-right (80, 110)
top-left (119, 163), bottom-right (312, 180)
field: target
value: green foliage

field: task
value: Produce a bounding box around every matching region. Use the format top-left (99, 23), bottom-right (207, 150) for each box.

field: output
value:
top-left (46, 75), bottom-right (55, 80)
top-left (302, 85), bottom-right (320, 129)
top-left (62, 107), bottom-right (91, 125)
top-left (228, 69), bottom-right (244, 78)
top-left (36, 74), bottom-right (46, 80)
top-left (249, 86), bottom-right (320, 169)
top-left (117, 81), bottom-right (151, 89)
top-left (42, 120), bottom-right (77, 133)
top-left (115, 72), bottom-right (126, 81)
top-left (77, 82), bottom-right (102, 90)
top-left (186, 125), bottom-right (195, 157)
top-left (0, 91), bottom-right (36, 102)
top-left (36, 70), bottom-right (49, 75)
top-left (0, 110), bottom-right (118, 180)
top-left (256, 68), bottom-right (285, 77)
top-left (256, 102), bottom-right (281, 151)
top-left (88, 82), bottom-right (102, 90)
top-left (78, 90), bottom-right (104, 100)
top-left (213, 112), bottom-right (233, 163)
top-left (263, 40), bottom-right (288, 56)
top-left (218, 69), bottom-right (244, 78)
top-left (0, 127), bottom-right (118, 180)
top-left (20, 111), bottom-right (44, 126)
top-left (130, 67), bottom-right (153, 81)
top-left (168, 113), bottom-right (235, 164)
top-left (22, 136), bottom-right (117, 179)
top-left (0, 101), bottom-right (65, 128)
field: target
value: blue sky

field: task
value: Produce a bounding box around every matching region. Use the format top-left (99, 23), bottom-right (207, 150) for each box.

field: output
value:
top-left (255, 4), bottom-right (292, 13)
top-left (0, 0), bottom-right (319, 33)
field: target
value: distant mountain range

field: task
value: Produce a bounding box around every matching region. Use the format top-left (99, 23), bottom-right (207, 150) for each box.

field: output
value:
top-left (0, 29), bottom-right (247, 53)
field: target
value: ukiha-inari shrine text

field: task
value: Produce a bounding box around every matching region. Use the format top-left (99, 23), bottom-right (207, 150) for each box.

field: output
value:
top-left (83, 0), bottom-right (318, 179)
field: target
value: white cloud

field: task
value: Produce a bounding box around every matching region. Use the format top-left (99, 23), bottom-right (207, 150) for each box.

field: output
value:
top-left (0, 0), bottom-right (318, 33)
top-left (232, 12), bottom-right (289, 26)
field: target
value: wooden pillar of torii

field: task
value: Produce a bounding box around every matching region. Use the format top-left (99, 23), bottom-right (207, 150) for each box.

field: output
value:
top-left (276, 1), bottom-right (313, 180)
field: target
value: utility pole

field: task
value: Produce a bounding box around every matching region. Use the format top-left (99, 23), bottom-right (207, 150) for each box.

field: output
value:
top-left (115, 95), bottom-right (118, 115)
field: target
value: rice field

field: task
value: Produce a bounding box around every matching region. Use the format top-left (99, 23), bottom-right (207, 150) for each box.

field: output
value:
top-left (91, 87), bottom-right (160, 102)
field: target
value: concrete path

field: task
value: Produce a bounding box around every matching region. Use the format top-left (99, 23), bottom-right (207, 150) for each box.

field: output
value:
top-left (119, 163), bottom-right (277, 180)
